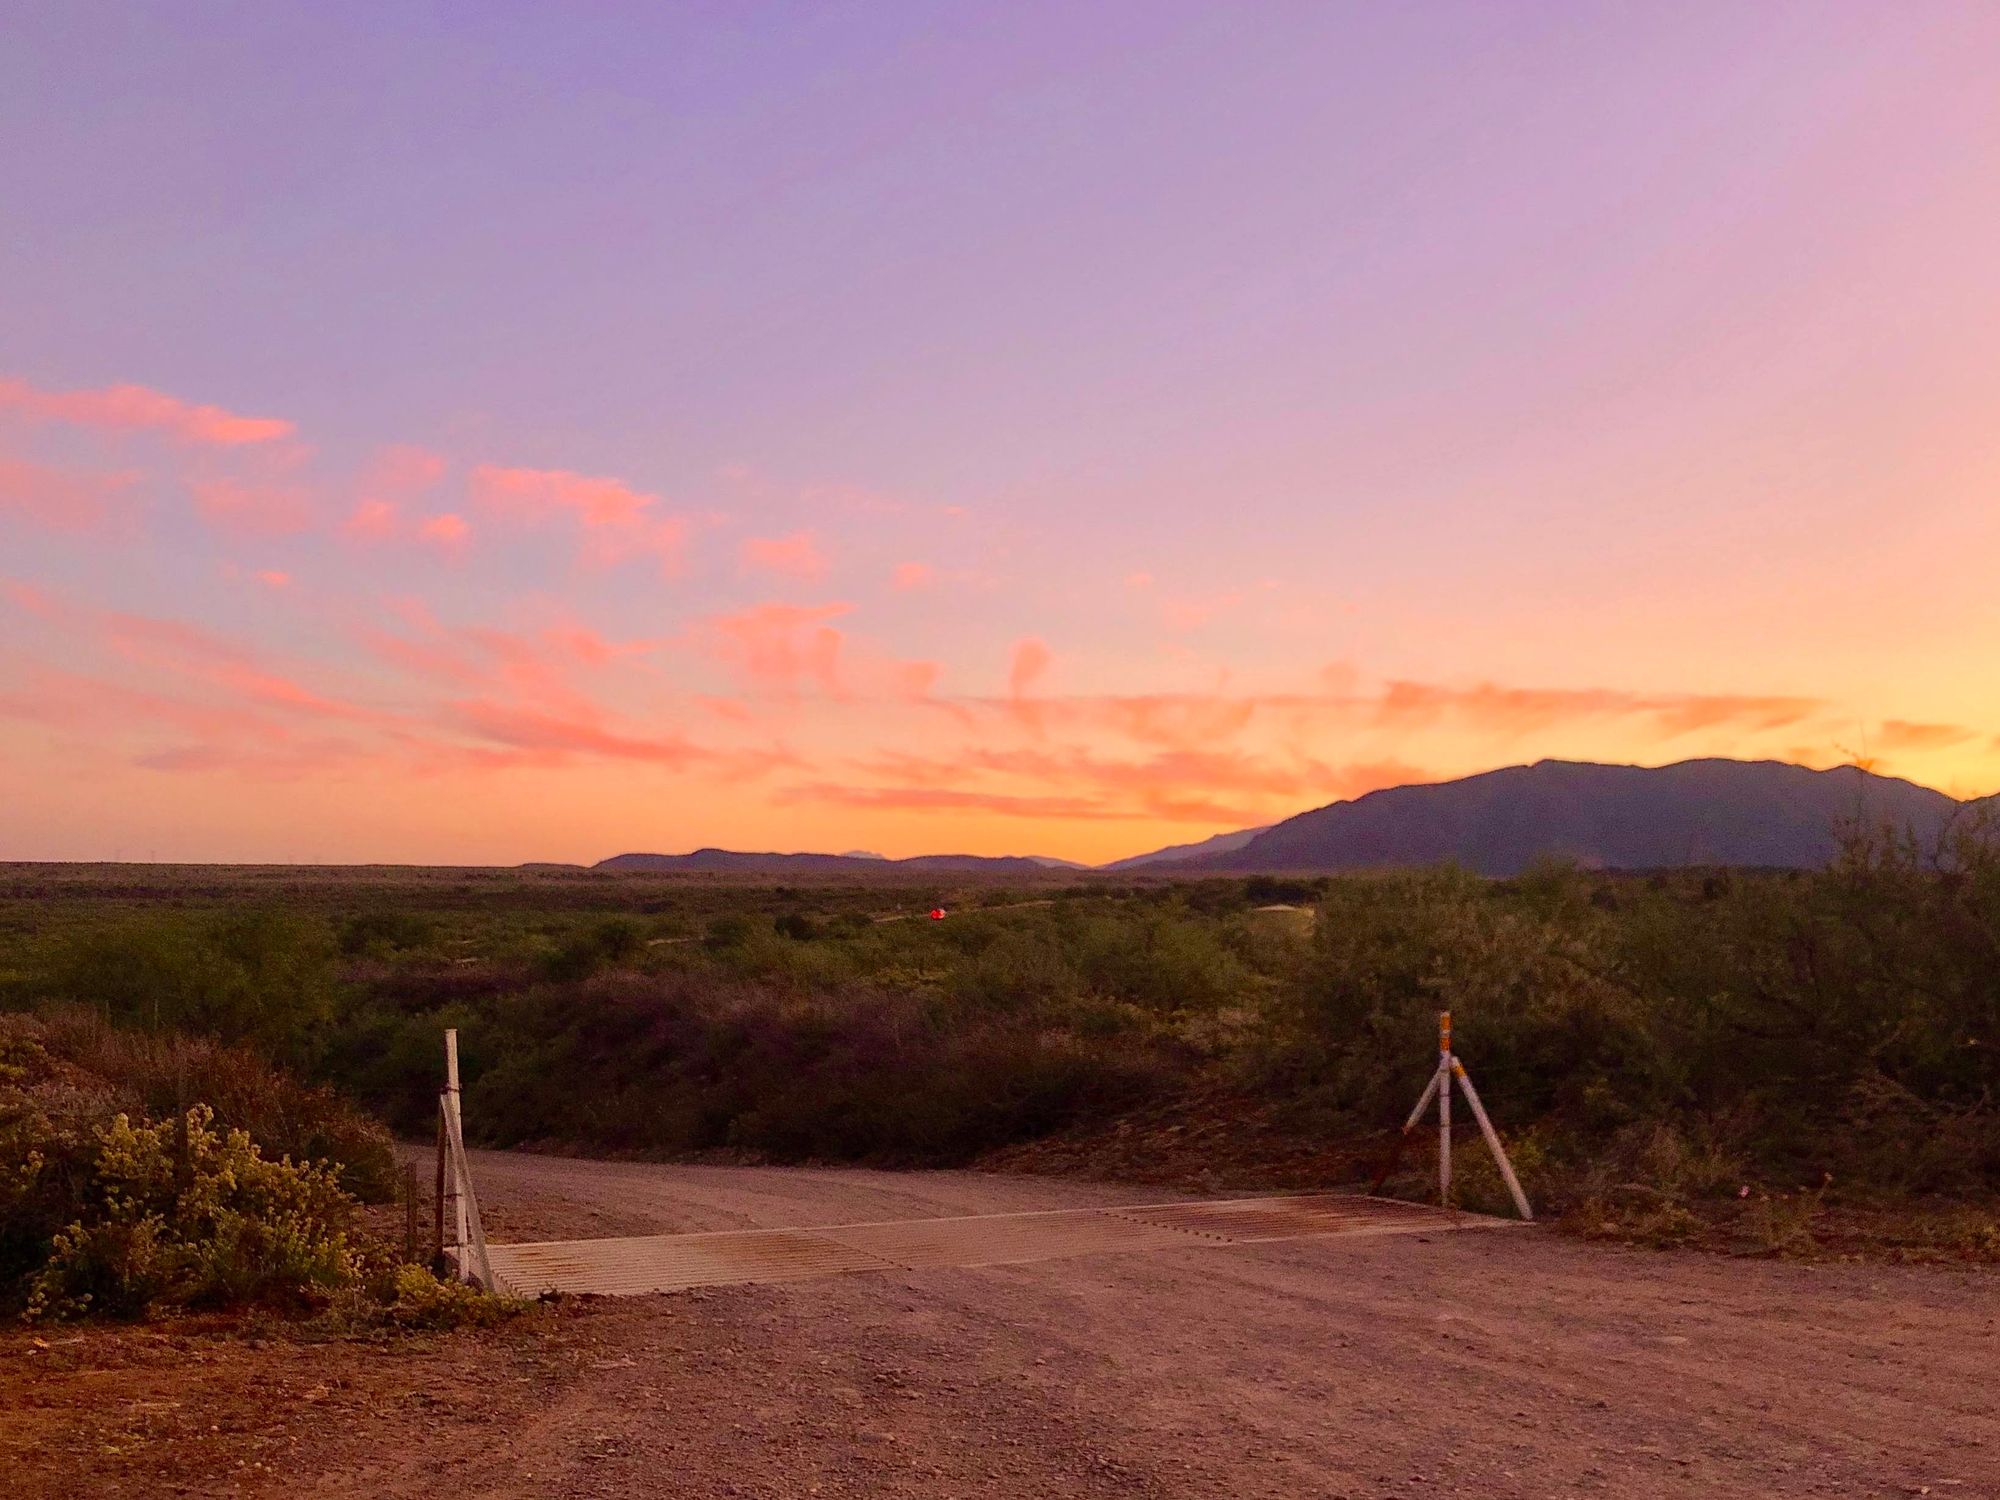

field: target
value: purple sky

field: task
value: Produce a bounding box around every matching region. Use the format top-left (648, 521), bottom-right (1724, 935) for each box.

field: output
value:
top-left (4, 3), bottom-right (1999, 861)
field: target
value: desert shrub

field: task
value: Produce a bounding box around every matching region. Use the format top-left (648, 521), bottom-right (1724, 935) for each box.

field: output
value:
top-left (42, 910), bottom-right (339, 1056)
top-left (536, 917), bottom-right (646, 983)
top-left (1276, 826), bottom-right (2000, 1217)
top-left (19, 1104), bottom-right (359, 1320)
top-left (25, 1010), bottom-right (398, 1202)
top-left (1068, 909), bottom-right (1258, 1012)
top-left (338, 909), bottom-right (438, 957)
top-left (441, 971), bottom-right (1175, 1164)
top-left (774, 911), bottom-right (819, 941)
top-left (383, 1262), bottom-right (522, 1329)
top-left (0, 1015), bottom-right (493, 1324)
top-left (952, 929), bottom-right (1082, 1010)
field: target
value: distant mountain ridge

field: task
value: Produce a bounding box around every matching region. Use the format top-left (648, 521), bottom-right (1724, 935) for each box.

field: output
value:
top-left (1178, 758), bottom-right (1972, 876)
top-left (584, 760), bottom-right (1992, 880)
top-left (1099, 825), bottom-right (1271, 872)
top-left (594, 848), bottom-right (1082, 875)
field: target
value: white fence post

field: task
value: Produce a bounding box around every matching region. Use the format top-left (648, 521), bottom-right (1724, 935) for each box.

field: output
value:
top-left (1452, 1058), bottom-right (1534, 1221)
top-left (1438, 1010), bottom-right (1452, 1207)
top-left (1374, 1011), bottom-right (1533, 1221)
top-left (440, 1028), bottom-right (495, 1288)
top-left (444, 1029), bottom-right (470, 1254)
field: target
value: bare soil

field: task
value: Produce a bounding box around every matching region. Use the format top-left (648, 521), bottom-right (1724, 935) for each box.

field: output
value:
top-left (6, 1151), bottom-right (1995, 1498)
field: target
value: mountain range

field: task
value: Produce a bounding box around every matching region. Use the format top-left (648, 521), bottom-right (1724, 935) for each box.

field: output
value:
top-left (1172, 758), bottom-right (1980, 876)
top-left (593, 849), bottom-right (1088, 876)
top-left (588, 758), bottom-right (1994, 879)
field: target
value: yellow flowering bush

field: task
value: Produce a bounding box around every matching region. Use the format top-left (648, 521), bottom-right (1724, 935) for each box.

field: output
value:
top-left (24, 1104), bottom-right (360, 1320)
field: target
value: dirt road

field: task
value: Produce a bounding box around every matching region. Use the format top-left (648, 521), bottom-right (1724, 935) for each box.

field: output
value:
top-left (9, 1151), bottom-right (1996, 1498)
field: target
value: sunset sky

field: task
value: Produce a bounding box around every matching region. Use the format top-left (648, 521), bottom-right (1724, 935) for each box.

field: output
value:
top-left (4, 3), bottom-right (1999, 864)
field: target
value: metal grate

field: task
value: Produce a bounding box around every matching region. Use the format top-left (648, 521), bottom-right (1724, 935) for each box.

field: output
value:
top-left (482, 1193), bottom-right (1516, 1299)
top-left (485, 1228), bottom-right (896, 1297)
top-left (1111, 1192), bottom-right (1483, 1242)
top-left (821, 1207), bottom-right (1199, 1269)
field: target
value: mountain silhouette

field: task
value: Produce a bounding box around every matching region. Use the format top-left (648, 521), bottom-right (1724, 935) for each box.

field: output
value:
top-left (594, 849), bottom-right (1079, 875)
top-left (1173, 759), bottom-right (1966, 876)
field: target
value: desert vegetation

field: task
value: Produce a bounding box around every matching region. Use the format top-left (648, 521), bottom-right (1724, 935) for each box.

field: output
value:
top-left (4, 814), bottom-right (1998, 1279)
top-left (0, 1011), bottom-right (514, 1323)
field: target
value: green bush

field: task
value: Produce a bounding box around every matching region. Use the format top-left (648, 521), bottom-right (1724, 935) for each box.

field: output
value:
top-left (44, 910), bottom-right (339, 1056)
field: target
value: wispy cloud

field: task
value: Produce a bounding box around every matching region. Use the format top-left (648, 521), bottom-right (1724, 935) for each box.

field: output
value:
top-left (0, 455), bottom-right (141, 534)
top-left (470, 464), bottom-right (686, 572)
top-left (0, 374), bottom-right (293, 447)
top-left (698, 601), bottom-right (848, 697)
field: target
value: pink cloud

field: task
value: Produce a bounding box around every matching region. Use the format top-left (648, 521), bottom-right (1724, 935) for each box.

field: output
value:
top-left (472, 464), bottom-right (653, 528)
top-left (892, 561), bottom-right (934, 590)
top-left (740, 530), bottom-right (828, 579)
top-left (779, 783), bottom-right (1147, 821)
top-left (896, 660), bottom-right (942, 700)
top-left (341, 497), bottom-right (401, 542)
top-left (2, 578), bottom-right (57, 615)
top-left (470, 464), bottom-right (685, 572)
top-left (1005, 636), bottom-right (1053, 733)
top-left (701, 602), bottom-right (849, 696)
top-left (449, 700), bottom-right (708, 768)
top-left (0, 374), bottom-right (293, 446)
top-left (1008, 637), bottom-right (1053, 697)
top-left (253, 570), bottom-right (291, 590)
top-left (0, 456), bottom-right (140, 534)
top-left (191, 479), bottom-right (314, 537)
top-left (0, 667), bottom-right (300, 750)
top-left (418, 512), bottom-right (470, 552)
top-left (363, 443), bottom-right (446, 496)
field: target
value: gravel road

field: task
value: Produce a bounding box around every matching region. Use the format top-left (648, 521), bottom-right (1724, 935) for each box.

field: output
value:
top-left (9, 1150), bottom-right (1995, 1498)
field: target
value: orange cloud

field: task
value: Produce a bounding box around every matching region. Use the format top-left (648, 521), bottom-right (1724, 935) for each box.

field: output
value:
top-left (780, 783), bottom-right (1146, 821)
top-left (892, 561), bottom-right (934, 590)
top-left (740, 530), bottom-right (828, 579)
top-left (847, 743), bottom-right (1428, 826)
top-left (0, 374), bottom-right (293, 446)
top-left (1372, 680), bottom-right (1821, 737)
top-left (1874, 719), bottom-right (1979, 752)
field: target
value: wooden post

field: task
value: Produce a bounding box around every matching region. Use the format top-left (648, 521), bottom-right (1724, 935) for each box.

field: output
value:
top-left (1438, 1010), bottom-right (1453, 1208)
top-left (440, 1082), bottom-right (495, 1289)
top-left (444, 1029), bottom-right (470, 1255)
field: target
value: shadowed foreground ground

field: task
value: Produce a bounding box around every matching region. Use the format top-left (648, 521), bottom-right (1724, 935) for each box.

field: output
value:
top-left (6, 1151), bottom-right (1994, 1498)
